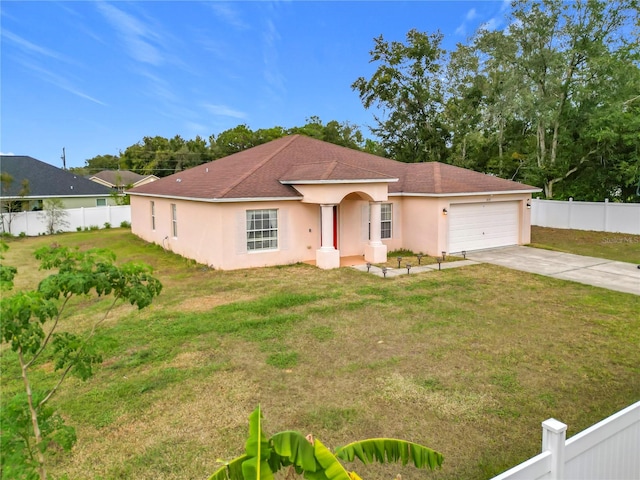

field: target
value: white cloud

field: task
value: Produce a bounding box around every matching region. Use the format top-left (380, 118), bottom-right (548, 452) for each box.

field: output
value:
top-left (96, 2), bottom-right (164, 65)
top-left (480, 17), bottom-right (502, 32)
top-left (2, 30), bottom-right (69, 62)
top-left (19, 60), bottom-right (107, 106)
top-left (466, 8), bottom-right (478, 21)
top-left (208, 2), bottom-right (250, 30)
top-left (455, 24), bottom-right (466, 36)
top-left (203, 104), bottom-right (247, 119)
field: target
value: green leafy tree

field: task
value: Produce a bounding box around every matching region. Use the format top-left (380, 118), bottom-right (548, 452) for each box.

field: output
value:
top-left (210, 406), bottom-right (443, 480)
top-left (1, 174), bottom-right (30, 234)
top-left (38, 199), bottom-right (69, 235)
top-left (0, 245), bottom-right (162, 479)
top-left (352, 29), bottom-right (450, 163)
top-left (473, 0), bottom-right (639, 198)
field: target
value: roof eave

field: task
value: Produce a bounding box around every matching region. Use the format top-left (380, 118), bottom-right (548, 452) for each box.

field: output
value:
top-left (389, 189), bottom-right (542, 197)
top-left (127, 192), bottom-right (304, 203)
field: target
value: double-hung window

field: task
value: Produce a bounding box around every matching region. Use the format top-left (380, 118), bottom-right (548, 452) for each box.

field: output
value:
top-left (171, 203), bottom-right (177, 237)
top-left (247, 209), bottom-right (278, 251)
top-left (151, 201), bottom-right (156, 230)
top-left (381, 203), bottom-right (392, 239)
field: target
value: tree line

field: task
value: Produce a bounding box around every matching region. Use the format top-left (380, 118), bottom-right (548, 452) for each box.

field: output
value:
top-left (75, 0), bottom-right (639, 202)
top-left (71, 117), bottom-right (381, 178)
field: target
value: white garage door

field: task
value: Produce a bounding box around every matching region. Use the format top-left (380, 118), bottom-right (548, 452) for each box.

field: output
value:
top-left (448, 202), bottom-right (519, 253)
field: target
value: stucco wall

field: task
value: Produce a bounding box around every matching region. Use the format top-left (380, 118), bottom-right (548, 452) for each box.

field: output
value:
top-left (131, 191), bottom-right (532, 270)
top-left (131, 196), bottom-right (321, 270)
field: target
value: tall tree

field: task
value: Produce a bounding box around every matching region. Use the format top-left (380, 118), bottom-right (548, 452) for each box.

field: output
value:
top-left (474, 0), bottom-right (639, 198)
top-left (352, 29), bottom-right (450, 163)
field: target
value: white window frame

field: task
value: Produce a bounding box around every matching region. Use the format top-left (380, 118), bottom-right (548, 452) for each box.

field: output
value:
top-left (246, 209), bottom-right (278, 252)
top-left (151, 201), bottom-right (155, 230)
top-left (96, 198), bottom-right (107, 207)
top-left (381, 203), bottom-right (392, 239)
top-left (171, 203), bottom-right (177, 237)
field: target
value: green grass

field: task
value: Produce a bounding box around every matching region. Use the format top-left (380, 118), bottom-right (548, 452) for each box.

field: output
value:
top-left (1, 229), bottom-right (638, 480)
top-left (530, 226), bottom-right (640, 263)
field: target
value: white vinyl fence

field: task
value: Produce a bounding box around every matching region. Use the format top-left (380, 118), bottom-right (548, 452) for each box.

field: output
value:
top-left (531, 199), bottom-right (640, 234)
top-left (492, 401), bottom-right (640, 480)
top-left (1, 205), bottom-right (131, 237)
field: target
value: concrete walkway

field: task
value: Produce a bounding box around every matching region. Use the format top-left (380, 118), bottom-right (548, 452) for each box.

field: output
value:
top-left (352, 259), bottom-right (480, 278)
top-left (468, 246), bottom-right (640, 296)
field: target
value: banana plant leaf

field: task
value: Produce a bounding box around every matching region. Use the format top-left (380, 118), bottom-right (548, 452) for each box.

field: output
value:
top-left (242, 406), bottom-right (274, 480)
top-left (335, 439), bottom-right (443, 470)
top-left (208, 455), bottom-right (248, 480)
top-left (304, 439), bottom-right (351, 480)
top-left (269, 431), bottom-right (319, 474)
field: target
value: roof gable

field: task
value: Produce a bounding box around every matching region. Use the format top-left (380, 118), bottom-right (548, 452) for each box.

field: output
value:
top-left (1, 156), bottom-right (113, 197)
top-left (128, 135), bottom-right (538, 200)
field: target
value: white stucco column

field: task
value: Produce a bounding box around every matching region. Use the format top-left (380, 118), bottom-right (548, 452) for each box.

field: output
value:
top-left (316, 204), bottom-right (340, 269)
top-left (364, 201), bottom-right (388, 263)
top-left (369, 201), bottom-right (383, 246)
top-left (320, 204), bottom-right (335, 251)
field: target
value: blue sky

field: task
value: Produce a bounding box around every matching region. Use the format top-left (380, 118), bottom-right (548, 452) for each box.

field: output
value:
top-left (1, 1), bottom-right (510, 169)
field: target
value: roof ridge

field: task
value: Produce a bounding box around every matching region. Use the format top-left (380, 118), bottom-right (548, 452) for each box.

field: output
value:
top-left (323, 161), bottom-right (339, 179)
top-left (433, 162), bottom-right (442, 193)
top-left (218, 135), bottom-right (299, 197)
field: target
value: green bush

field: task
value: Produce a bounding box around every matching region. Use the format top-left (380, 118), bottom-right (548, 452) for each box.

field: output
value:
top-left (120, 221), bottom-right (131, 228)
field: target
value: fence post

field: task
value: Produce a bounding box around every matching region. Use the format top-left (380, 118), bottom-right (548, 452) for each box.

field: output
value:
top-left (542, 418), bottom-right (567, 480)
top-left (567, 197), bottom-right (573, 229)
top-left (604, 198), bottom-right (609, 232)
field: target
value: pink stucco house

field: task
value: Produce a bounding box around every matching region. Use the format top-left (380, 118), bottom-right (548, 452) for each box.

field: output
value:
top-left (128, 135), bottom-right (540, 270)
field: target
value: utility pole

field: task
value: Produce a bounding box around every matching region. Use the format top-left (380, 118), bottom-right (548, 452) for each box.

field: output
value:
top-left (61, 147), bottom-right (66, 170)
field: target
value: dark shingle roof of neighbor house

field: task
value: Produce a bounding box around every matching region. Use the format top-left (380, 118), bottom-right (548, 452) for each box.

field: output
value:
top-left (0, 155), bottom-right (113, 197)
top-left (90, 170), bottom-right (156, 187)
top-left (128, 135), bottom-right (540, 200)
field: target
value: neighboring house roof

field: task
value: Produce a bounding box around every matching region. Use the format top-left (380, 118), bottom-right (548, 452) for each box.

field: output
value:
top-left (89, 170), bottom-right (158, 188)
top-left (0, 155), bottom-right (113, 198)
top-left (128, 135), bottom-right (539, 200)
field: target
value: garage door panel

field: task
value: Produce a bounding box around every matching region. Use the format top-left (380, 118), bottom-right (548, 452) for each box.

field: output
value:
top-left (449, 202), bottom-right (519, 252)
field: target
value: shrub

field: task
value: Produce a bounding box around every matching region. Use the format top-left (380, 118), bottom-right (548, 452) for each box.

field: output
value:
top-left (120, 221), bottom-right (131, 228)
top-left (104, 222), bottom-right (111, 229)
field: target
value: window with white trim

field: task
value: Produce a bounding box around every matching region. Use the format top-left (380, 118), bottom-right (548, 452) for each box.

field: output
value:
top-left (171, 203), bottom-right (177, 237)
top-left (96, 198), bottom-right (107, 207)
top-left (151, 201), bottom-right (155, 230)
top-left (381, 203), bottom-right (392, 239)
top-left (246, 209), bottom-right (278, 251)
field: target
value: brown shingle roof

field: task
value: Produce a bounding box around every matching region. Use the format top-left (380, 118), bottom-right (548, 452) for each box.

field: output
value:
top-left (128, 135), bottom-right (538, 200)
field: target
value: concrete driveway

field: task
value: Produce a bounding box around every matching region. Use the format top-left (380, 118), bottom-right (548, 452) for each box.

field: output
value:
top-left (468, 246), bottom-right (640, 296)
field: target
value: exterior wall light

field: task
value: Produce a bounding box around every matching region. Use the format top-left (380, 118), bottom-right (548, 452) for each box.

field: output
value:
top-left (527, 200), bottom-right (532, 209)
top-left (442, 208), bottom-right (448, 215)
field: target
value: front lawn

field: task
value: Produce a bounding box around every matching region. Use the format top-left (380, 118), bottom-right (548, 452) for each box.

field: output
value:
top-left (1, 229), bottom-right (638, 480)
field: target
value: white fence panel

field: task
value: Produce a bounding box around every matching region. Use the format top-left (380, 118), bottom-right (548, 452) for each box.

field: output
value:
top-left (492, 402), bottom-right (640, 480)
top-left (532, 199), bottom-right (640, 234)
top-left (1, 205), bottom-right (131, 236)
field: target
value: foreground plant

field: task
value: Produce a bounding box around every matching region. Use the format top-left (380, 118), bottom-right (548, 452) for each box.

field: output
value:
top-left (210, 406), bottom-right (443, 480)
top-left (0, 244), bottom-right (162, 480)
